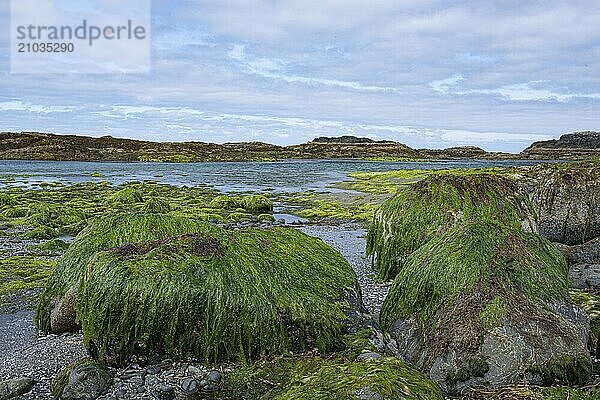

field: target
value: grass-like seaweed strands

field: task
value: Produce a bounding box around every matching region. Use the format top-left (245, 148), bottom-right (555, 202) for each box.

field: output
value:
top-left (380, 221), bottom-right (569, 330)
top-left (36, 213), bottom-right (361, 366)
top-left (367, 174), bottom-right (536, 281)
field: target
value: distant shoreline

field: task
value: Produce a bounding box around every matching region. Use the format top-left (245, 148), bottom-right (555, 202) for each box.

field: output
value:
top-left (0, 131), bottom-right (598, 162)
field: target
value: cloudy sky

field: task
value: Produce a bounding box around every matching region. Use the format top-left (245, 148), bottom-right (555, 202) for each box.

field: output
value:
top-left (1, 0), bottom-right (599, 152)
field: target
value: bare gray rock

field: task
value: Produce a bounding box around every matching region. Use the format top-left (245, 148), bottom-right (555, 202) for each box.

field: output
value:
top-left (531, 167), bottom-right (600, 245)
top-left (51, 284), bottom-right (80, 334)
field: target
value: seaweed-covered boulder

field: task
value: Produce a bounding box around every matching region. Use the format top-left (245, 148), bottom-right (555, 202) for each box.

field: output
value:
top-left (209, 194), bottom-right (273, 213)
top-left (531, 165), bottom-right (600, 245)
top-left (380, 222), bottom-right (590, 394)
top-left (367, 174), bottom-right (536, 280)
top-left (36, 214), bottom-right (208, 332)
top-left (37, 214), bottom-right (363, 365)
top-left (274, 358), bottom-right (443, 400)
top-left (107, 187), bottom-right (143, 205)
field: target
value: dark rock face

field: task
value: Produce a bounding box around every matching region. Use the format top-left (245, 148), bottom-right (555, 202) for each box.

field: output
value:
top-left (531, 167), bottom-right (600, 245)
top-left (555, 238), bottom-right (600, 289)
top-left (530, 132), bottom-right (600, 150)
top-left (521, 131), bottom-right (600, 159)
top-left (311, 136), bottom-right (393, 144)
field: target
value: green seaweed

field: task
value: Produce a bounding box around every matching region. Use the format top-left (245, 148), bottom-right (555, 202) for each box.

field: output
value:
top-left (0, 256), bottom-right (55, 299)
top-left (20, 225), bottom-right (58, 240)
top-left (275, 358), bottom-right (443, 400)
top-left (141, 196), bottom-right (171, 213)
top-left (107, 187), bottom-right (143, 204)
top-left (241, 194), bottom-right (273, 213)
top-left (37, 214), bottom-right (361, 366)
top-left (367, 174), bottom-right (536, 281)
top-left (380, 221), bottom-right (568, 330)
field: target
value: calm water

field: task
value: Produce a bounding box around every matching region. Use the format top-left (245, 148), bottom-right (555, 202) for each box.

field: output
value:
top-left (0, 159), bottom-right (547, 193)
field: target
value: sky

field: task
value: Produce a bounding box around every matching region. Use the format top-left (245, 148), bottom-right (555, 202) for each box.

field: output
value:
top-left (1, 0), bottom-right (599, 153)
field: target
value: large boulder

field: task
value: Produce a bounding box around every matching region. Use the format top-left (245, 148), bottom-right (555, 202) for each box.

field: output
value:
top-left (380, 222), bottom-right (590, 394)
top-left (367, 174), bottom-right (536, 280)
top-left (37, 214), bottom-right (363, 365)
top-left (36, 213), bottom-right (210, 332)
top-left (531, 164), bottom-right (600, 245)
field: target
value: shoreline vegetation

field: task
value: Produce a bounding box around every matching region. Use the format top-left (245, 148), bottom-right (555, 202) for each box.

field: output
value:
top-left (1, 131), bottom-right (599, 162)
top-left (1, 136), bottom-right (600, 399)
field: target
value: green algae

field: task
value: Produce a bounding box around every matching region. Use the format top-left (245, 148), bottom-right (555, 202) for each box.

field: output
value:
top-left (531, 354), bottom-right (592, 387)
top-left (241, 194), bottom-right (273, 213)
top-left (35, 213), bottom-right (209, 332)
top-left (380, 221), bottom-right (568, 330)
top-left (141, 196), bottom-right (171, 213)
top-left (29, 238), bottom-right (70, 253)
top-left (367, 174), bottom-right (536, 281)
top-left (569, 289), bottom-right (600, 354)
top-left (0, 192), bottom-right (16, 206)
top-left (20, 225), bottom-right (58, 240)
top-left (37, 214), bottom-right (361, 365)
top-left (342, 167), bottom-right (514, 195)
top-left (275, 358), bottom-right (443, 400)
top-left (210, 194), bottom-right (273, 214)
top-left (107, 187), bottom-right (143, 204)
top-left (0, 256), bottom-right (55, 300)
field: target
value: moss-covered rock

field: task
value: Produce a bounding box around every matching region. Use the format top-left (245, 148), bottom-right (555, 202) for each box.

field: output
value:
top-left (37, 214), bottom-right (363, 366)
top-left (367, 174), bottom-right (536, 280)
top-left (35, 214), bottom-right (210, 332)
top-left (0, 192), bottom-right (16, 206)
top-left (209, 195), bottom-right (242, 210)
top-left (210, 194), bottom-right (273, 214)
top-left (30, 238), bottom-right (70, 253)
top-left (381, 221), bottom-right (590, 394)
top-left (107, 187), bottom-right (143, 205)
top-left (242, 194), bottom-right (273, 213)
top-left (1, 206), bottom-right (28, 218)
top-left (20, 225), bottom-right (57, 240)
top-left (570, 288), bottom-right (600, 356)
top-left (51, 358), bottom-right (112, 400)
top-left (141, 196), bottom-right (171, 213)
top-left (223, 352), bottom-right (442, 400)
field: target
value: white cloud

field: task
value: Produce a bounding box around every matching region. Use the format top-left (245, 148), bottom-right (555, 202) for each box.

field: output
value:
top-left (430, 75), bottom-right (600, 102)
top-left (228, 44), bottom-right (398, 93)
top-left (0, 100), bottom-right (76, 113)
